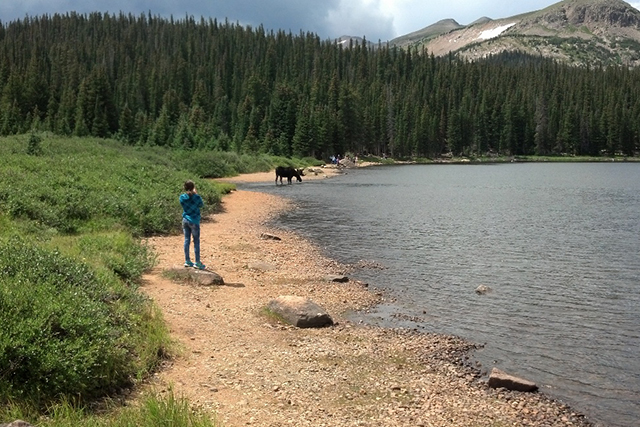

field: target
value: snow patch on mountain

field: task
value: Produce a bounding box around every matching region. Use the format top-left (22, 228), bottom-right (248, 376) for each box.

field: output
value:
top-left (477, 23), bottom-right (516, 40)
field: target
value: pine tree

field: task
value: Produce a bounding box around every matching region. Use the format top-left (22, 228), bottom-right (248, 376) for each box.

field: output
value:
top-left (534, 95), bottom-right (549, 156)
top-left (118, 103), bottom-right (136, 144)
top-left (292, 102), bottom-right (312, 157)
top-left (0, 13), bottom-right (638, 159)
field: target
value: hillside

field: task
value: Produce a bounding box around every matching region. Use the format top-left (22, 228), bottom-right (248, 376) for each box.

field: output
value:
top-left (389, 0), bottom-right (640, 67)
top-left (1, 11), bottom-right (640, 160)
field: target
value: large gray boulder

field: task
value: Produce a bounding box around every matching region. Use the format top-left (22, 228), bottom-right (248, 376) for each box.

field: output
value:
top-left (267, 295), bottom-right (333, 328)
top-left (488, 368), bottom-right (538, 392)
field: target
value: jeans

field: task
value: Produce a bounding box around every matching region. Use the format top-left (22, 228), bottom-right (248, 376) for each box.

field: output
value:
top-left (182, 218), bottom-right (201, 264)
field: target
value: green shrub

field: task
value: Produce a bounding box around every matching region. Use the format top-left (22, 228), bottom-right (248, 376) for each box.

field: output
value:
top-left (171, 150), bottom-right (238, 178)
top-left (301, 156), bottom-right (325, 167)
top-left (0, 134), bottom-right (311, 418)
top-left (170, 149), bottom-right (318, 178)
top-left (27, 132), bottom-right (43, 156)
top-left (47, 232), bottom-right (157, 286)
top-left (0, 237), bottom-right (167, 406)
top-left (171, 149), bottom-right (279, 177)
top-left (0, 136), bottom-right (224, 236)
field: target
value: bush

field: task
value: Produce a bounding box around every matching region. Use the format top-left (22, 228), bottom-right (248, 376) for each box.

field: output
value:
top-left (59, 231), bottom-right (157, 286)
top-left (0, 237), bottom-right (167, 406)
top-left (171, 150), bottom-right (237, 178)
top-left (0, 136), bottom-right (224, 236)
top-left (171, 150), bottom-right (278, 177)
top-left (0, 134), bottom-right (311, 417)
top-left (170, 149), bottom-right (320, 178)
top-left (27, 132), bottom-right (43, 156)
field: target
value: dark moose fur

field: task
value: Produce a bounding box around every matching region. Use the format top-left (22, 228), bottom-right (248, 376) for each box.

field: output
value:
top-left (275, 166), bottom-right (304, 185)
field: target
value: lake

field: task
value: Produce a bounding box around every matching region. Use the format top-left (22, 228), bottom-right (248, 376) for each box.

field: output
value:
top-left (242, 162), bottom-right (640, 427)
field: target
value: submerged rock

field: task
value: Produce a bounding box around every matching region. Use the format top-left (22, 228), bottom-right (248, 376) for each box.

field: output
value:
top-left (475, 285), bottom-right (492, 294)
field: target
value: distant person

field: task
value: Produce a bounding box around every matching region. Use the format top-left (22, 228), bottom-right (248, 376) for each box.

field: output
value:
top-left (180, 180), bottom-right (206, 269)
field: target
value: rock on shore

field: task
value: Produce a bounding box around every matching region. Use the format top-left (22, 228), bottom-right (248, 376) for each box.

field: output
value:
top-left (266, 295), bottom-right (334, 328)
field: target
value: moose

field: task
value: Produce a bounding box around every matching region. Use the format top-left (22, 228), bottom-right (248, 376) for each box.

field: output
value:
top-left (275, 166), bottom-right (304, 185)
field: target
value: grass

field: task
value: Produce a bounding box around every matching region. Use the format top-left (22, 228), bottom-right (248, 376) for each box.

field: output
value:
top-left (0, 133), bottom-right (304, 425)
top-left (259, 307), bottom-right (289, 325)
top-left (359, 155), bottom-right (396, 165)
top-left (0, 135), bottom-right (228, 236)
top-left (0, 235), bottom-right (169, 405)
top-left (0, 132), bottom-right (323, 426)
top-left (511, 154), bottom-right (640, 162)
top-left (1, 391), bottom-right (218, 427)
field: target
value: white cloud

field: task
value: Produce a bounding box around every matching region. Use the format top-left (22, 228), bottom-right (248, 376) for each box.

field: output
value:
top-left (325, 0), bottom-right (394, 40)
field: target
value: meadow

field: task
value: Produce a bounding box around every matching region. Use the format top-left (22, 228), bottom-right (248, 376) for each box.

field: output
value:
top-left (0, 133), bottom-right (317, 426)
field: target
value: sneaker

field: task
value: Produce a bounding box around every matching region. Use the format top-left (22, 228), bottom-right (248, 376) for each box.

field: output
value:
top-left (184, 261), bottom-right (194, 267)
top-left (194, 262), bottom-right (206, 270)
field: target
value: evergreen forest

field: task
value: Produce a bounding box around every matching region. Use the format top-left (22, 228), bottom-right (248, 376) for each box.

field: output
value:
top-left (1, 11), bottom-right (640, 159)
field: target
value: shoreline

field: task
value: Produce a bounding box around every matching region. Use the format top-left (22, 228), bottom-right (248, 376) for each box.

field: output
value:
top-left (141, 169), bottom-right (594, 427)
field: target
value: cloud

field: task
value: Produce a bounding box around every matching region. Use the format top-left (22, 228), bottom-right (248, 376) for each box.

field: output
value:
top-left (205, 0), bottom-right (395, 40)
top-left (202, 0), bottom-right (343, 36)
top-left (325, 0), bottom-right (395, 41)
top-left (0, 0), bottom-right (394, 40)
top-left (2, 1), bottom-right (640, 41)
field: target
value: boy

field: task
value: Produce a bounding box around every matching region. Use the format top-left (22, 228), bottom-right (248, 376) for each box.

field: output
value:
top-left (180, 180), bottom-right (206, 269)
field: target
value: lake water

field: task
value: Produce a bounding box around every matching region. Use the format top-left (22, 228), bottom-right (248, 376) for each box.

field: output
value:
top-left (242, 163), bottom-right (640, 427)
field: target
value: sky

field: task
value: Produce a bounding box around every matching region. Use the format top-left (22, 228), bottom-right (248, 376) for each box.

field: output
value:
top-left (2, 0), bottom-right (640, 42)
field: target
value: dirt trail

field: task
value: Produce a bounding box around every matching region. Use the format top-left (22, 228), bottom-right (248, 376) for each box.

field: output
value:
top-left (140, 170), bottom-right (592, 427)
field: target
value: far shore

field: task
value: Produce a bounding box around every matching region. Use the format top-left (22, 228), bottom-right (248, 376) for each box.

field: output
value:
top-left (217, 155), bottom-right (640, 185)
top-left (215, 155), bottom-right (640, 187)
top-left (142, 165), bottom-right (594, 427)
top-left (213, 162), bottom-right (351, 184)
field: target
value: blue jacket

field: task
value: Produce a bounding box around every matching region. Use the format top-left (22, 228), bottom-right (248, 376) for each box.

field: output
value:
top-left (180, 193), bottom-right (204, 224)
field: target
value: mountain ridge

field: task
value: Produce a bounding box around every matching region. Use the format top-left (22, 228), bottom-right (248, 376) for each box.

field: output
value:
top-left (350, 0), bottom-right (640, 67)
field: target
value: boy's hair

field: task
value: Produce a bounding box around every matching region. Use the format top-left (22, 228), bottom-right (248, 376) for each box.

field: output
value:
top-left (184, 180), bottom-right (195, 193)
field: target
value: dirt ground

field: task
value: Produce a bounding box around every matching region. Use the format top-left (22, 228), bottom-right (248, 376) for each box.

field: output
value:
top-left (140, 166), bottom-right (593, 427)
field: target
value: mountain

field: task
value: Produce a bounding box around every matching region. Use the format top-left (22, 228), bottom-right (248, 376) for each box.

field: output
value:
top-left (387, 0), bottom-right (640, 67)
top-left (386, 19), bottom-right (464, 46)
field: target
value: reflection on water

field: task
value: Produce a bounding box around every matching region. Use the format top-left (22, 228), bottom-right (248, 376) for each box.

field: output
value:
top-left (245, 163), bottom-right (640, 427)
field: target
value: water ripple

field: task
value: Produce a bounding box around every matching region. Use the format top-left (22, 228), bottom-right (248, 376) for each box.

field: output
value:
top-left (252, 163), bottom-right (640, 427)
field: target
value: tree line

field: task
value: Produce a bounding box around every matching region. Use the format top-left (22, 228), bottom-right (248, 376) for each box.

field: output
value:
top-left (1, 12), bottom-right (639, 159)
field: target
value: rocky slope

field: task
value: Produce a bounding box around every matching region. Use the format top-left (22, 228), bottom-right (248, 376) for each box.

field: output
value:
top-left (389, 0), bottom-right (640, 67)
